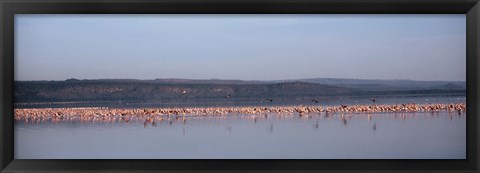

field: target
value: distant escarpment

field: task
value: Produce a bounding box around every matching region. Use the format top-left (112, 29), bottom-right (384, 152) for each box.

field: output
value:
top-left (14, 79), bottom-right (466, 103)
top-left (14, 80), bottom-right (356, 102)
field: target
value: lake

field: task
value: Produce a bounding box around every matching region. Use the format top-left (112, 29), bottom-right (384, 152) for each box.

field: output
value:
top-left (14, 96), bottom-right (466, 159)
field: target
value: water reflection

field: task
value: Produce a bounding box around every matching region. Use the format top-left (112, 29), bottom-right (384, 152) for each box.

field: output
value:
top-left (226, 125), bottom-right (232, 134)
top-left (340, 114), bottom-right (348, 126)
top-left (15, 110), bottom-right (466, 159)
top-left (267, 123), bottom-right (274, 133)
top-left (15, 110), bottom-right (467, 133)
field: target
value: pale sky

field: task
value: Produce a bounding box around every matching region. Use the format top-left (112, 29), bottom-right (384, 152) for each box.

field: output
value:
top-left (15, 14), bottom-right (466, 81)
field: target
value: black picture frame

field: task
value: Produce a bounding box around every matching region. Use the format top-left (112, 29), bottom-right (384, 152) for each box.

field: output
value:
top-left (1, 0), bottom-right (478, 172)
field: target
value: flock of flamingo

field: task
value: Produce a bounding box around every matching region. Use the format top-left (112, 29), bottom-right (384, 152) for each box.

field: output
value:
top-left (14, 102), bottom-right (466, 124)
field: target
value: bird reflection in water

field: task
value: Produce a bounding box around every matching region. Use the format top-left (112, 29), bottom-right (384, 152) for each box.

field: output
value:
top-left (267, 123), bottom-right (274, 133)
top-left (313, 121), bottom-right (319, 131)
top-left (341, 114), bottom-right (347, 126)
top-left (226, 125), bottom-right (232, 134)
top-left (325, 112), bottom-right (331, 118)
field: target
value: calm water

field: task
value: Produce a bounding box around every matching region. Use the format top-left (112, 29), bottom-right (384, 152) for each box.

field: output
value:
top-left (14, 96), bottom-right (466, 159)
top-left (15, 94), bottom-right (466, 108)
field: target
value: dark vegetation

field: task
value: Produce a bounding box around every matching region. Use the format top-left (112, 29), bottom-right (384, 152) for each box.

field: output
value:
top-left (14, 78), bottom-right (466, 103)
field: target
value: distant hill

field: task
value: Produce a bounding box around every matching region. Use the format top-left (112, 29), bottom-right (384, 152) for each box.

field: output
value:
top-left (63, 78), bottom-right (268, 85)
top-left (291, 78), bottom-right (466, 91)
top-left (152, 78), bottom-right (268, 85)
top-left (14, 78), bottom-right (466, 103)
top-left (57, 77), bottom-right (467, 90)
top-left (14, 80), bottom-right (356, 103)
top-left (426, 83), bottom-right (464, 90)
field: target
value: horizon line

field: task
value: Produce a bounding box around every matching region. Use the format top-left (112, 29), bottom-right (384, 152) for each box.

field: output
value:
top-left (13, 77), bottom-right (467, 82)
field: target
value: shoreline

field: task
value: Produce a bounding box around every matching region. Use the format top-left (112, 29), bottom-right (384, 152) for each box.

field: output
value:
top-left (14, 103), bottom-right (466, 123)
